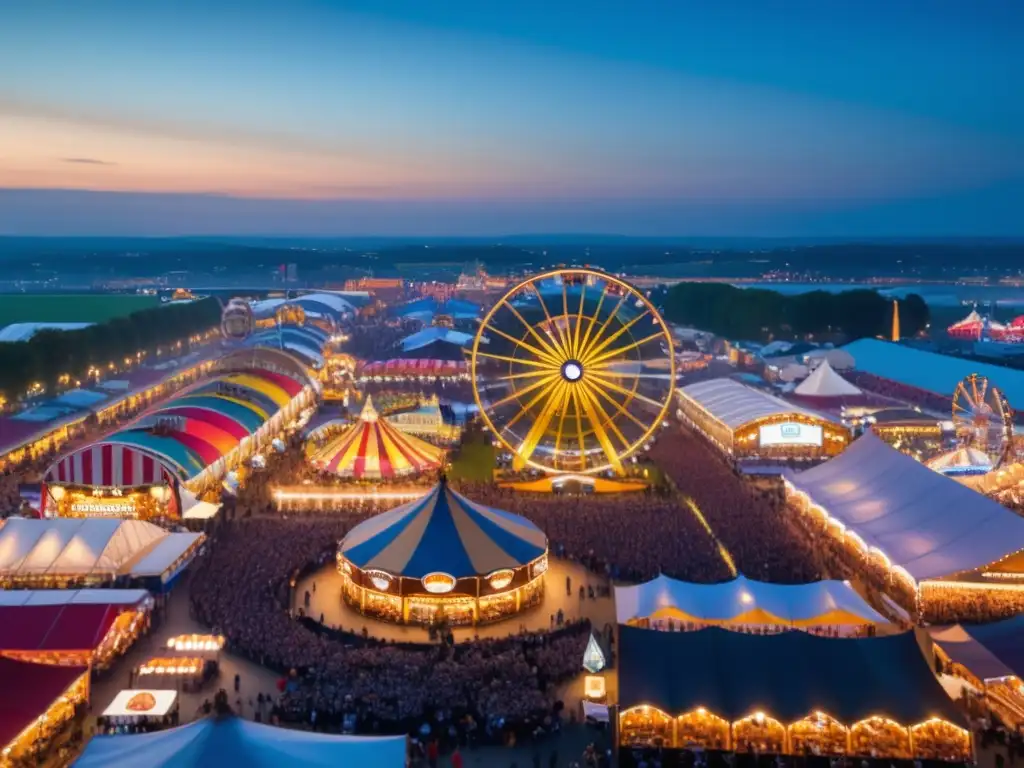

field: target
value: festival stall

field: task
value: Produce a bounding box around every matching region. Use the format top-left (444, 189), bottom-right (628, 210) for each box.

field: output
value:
top-left (337, 478), bottom-right (548, 626)
top-left (74, 716), bottom-right (407, 768)
top-left (0, 589), bottom-right (153, 669)
top-left (358, 359), bottom-right (469, 382)
top-left (307, 397), bottom-right (445, 481)
top-left (615, 574), bottom-right (887, 635)
top-left (784, 432), bottom-right (1024, 617)
top-left (676, 379), bottom-right (849, 461)
top-left (0, 518), bottom-right (203, 592)
top-left (100, 690), bottom-right (179, 732)
top-left (617, 626), bottom-right (970, 760)
top-left (0, 658), bottom-right (89, 766)
top-left (42, 346), bottom-right (320, 519)
top-left (384, 394), bottom-right (460, 442)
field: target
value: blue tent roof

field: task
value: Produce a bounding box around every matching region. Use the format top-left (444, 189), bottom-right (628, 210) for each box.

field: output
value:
top-left (74, 716), bottom-right (406, 768)
top-left (842, 338), bottom-right (1024, 404)
top-left (340, 481), bottom-right (547, 579)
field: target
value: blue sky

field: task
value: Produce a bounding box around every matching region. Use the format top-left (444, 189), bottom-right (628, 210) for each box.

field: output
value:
top-left (0, 0), bottom-right (1021, 236)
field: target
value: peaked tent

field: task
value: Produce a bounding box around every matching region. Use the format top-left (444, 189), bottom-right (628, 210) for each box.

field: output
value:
top-left (615, 574), bottom-right (886, 629)
top-left (618, 625), bottom-right (963, 725)
top-left (926, 446), bottom-right (994, 476)
top-left (73, 715), bottom-right (407, 768)
top-left (784, 432), bottom-right (1024, 581)
top-left (308, 396), bottom-right (445, 480)
top-left (794, 361), bottom-right (862, 397)
top-left (958, 615), bottom-right (1024, 679)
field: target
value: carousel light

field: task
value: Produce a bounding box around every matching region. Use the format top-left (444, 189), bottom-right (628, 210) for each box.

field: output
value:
top-left (421, 572), bottom-right (456, 594)
top-left (366, 569), bottom-right (393, 591)
top-left (487, 569), bottom-right (514, 590)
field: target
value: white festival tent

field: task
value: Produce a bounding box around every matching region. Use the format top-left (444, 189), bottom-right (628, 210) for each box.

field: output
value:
top-left (74, 716), bottom-right (407, 768)
top-left (0, 518), bottom-right (203, 580)
top-left (785, 433), bottom-right (1024, 582)
top-left (793, 360), bottom-right (863, 397)
top-left (614, 574), bottom-right (886, 628)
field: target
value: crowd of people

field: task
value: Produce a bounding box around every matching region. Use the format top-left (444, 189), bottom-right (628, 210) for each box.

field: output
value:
top-left (188, 516), bottom-right (591, 742)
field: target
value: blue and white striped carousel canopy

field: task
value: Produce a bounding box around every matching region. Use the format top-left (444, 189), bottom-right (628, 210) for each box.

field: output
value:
top-left (340, 481), bottom-right (548, 579)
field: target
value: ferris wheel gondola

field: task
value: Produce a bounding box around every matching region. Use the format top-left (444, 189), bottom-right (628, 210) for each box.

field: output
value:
top-left (470, 269), bottom-right (675, 475)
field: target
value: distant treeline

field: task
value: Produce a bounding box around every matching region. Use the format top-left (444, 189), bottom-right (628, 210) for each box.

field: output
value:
top-left (0, 298), bottom-right (222, 404)
top-left (662, 283), bottom-right (929, 342)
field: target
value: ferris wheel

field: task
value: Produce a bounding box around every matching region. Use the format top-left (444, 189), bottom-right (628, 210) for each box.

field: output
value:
top-left (951, 373), bottom-right (1014, 469)
top-left (470, 268), bottom-right (675, 475)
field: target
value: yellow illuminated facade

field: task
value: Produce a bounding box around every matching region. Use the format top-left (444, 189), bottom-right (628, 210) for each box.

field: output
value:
top-left (471, 268), bottom-right (675, 475)
top-left (618, 707), bottom-right (970, 761)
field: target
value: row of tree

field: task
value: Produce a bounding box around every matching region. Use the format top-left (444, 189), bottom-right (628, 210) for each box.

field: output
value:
top-left (661, 282), bottom-right (929, 342)
top-left (0, 297), bottom-right (223, 405)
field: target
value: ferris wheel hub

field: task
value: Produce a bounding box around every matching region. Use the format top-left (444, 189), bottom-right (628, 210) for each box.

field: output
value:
top-left (561, 360), bottom-right (584, 382)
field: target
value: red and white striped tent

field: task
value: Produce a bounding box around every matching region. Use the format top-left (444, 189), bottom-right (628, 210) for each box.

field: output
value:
top-left (46, 444), bottom-right (174, 488)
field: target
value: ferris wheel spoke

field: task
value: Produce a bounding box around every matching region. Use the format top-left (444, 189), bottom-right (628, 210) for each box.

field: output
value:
top-left (562, 282), bottom-right (573, 357)
top-left (586, 330), bottom-right (666, 368)
top-left (486, 373), bottom-right (562, 411)
top-left (482, 322), bottom-right (562, 367)
top-left (580, 310), bottom-right (651, 366)
top-left (529, 284), bottom-right (572, 358)
top-left (575, 381), bottom-right (625, 474)
top-left (587, 370), bottom-right (667, 411)
top-left (582, 378), bottom-right (650, 432)
top-left (503, 302), bottom-right (566, 363)
top-left (578, 380), bottom-right (633, 449)
top-left (572, 281), bottom-right (587, 361)
top-left (503, 377), bottom-right (563, 433)
top-left (513, 380), bottom-right (568, 471)
top-left (475, 351), bottom-right (555, 370)
top-left (577, 285), bottom-right (609, 360)
top-left (494, 369), bottom-right (562, 383)
top-left (580, 292), bottom-right (629, 363)
top-left (553, 382), bottom-right (572, 461)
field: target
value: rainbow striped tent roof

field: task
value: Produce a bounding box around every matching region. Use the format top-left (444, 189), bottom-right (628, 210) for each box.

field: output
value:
top-left (310, 396), bottom-right (444, 480)
top-left (340, 479), bottom-right (547, 578)
top-left (46, 367), bottom-right (306, 486)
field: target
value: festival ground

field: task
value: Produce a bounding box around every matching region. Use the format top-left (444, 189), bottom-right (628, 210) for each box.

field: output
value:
top-left (85, 566), bottom-right (615, 767)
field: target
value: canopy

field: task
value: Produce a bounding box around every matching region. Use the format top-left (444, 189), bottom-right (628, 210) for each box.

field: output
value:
top-left (926, 446), bottom-right (993, 476)
top-left (0, 658), bottom-right (87, 751)
top-left (340, 479), bottom-right (547, 579)
top-left (0, 518), bottom-right (203, 580)
top-left (928, 625), bottom-right (1015, 681)
top-left (615, 574), bottom-right (886, 628)
top-left (74, 715), bottom-right (406, 768)
top-left (678, 379), bottom-right (830, 430)
top-left (794, 361), bottom-right (862, 397)
top-left (310, 397), bottom-right (444, 480)
top-left (0, 588), bottom-right (149, 654)
top-left (618, 625), bottom-right (963, 725)
top-left (954, 615), bottom-right (1024, 679)
top-left (785, 433), bottom-right (1024, 581)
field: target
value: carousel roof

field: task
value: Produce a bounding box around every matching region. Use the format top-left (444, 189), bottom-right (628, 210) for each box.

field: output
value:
top-left (340, 480), bottom-right (548, 579)
top-left (309, 397), bottom-right (444, 480)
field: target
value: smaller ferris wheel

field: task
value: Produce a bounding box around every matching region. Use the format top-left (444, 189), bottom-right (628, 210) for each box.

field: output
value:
top-left (951, 373), bottom-right (1014, 469)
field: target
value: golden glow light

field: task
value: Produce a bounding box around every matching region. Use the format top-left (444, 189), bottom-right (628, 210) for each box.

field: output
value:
top-left (487, 569), bottom-right (515, 590)
top-left (421, 572), bottom-right (456, 594)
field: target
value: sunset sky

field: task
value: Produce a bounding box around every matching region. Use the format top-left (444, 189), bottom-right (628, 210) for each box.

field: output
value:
top-left (1, 0), bottom-right (1022, 235)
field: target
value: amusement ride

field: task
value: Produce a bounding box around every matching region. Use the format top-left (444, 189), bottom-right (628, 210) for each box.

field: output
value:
top-left (470, 268), bottom-right (675, 476)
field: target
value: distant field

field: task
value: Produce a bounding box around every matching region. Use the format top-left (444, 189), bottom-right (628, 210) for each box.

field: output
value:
top-left (0, 294), bottom-right (162, 327)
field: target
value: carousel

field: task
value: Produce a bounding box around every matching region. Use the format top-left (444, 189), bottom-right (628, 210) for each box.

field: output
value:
top-left (336, 478), bottom-right (549, 626)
